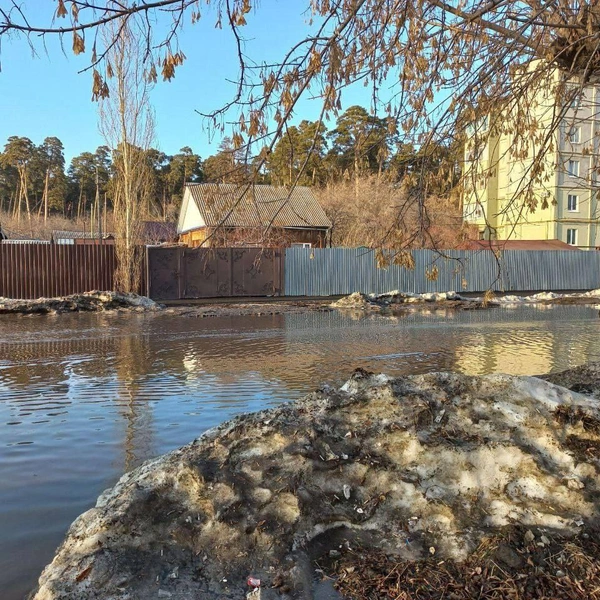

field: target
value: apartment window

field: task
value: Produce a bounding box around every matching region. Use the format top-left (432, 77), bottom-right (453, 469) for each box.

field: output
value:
top-left (568, 160), bottom-right (580, 177)
top-left (568, 127), bottom-right (581, 143)
top-left (567, 194), bottom-right (579, 211)
top-left (566, 228), bottom-right (578, 245)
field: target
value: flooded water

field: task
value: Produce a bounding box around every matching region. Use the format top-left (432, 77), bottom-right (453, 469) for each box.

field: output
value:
top-left (1, 304), bottom-right (600, 599)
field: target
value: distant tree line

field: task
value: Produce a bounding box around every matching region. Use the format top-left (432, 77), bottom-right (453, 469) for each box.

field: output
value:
top-left (0, 104), bottom-right (469, 247)
top-left (0, 137), bottom-right (203, 223)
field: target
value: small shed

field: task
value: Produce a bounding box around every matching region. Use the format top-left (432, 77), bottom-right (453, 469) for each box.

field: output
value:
top-left (177, 183), bottom-right (331, 248)
top-left (52, 230), bottom-right (115, 245)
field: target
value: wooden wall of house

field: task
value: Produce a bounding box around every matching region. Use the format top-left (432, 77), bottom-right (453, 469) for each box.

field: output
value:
top-left (179, 227), bottom-right (328, 248)
top-left (285, 229), bottom-right (327, 248)
top-left (180, 229), bottom-right (208, 248)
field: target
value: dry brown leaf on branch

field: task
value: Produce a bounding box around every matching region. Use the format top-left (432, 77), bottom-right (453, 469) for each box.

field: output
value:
top-left (56, 0), bottom-right (68, 19)
top-left (72, 31), bottom-right (85, 55)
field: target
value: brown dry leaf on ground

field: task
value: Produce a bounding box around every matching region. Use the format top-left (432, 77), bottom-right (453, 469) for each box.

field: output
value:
top-left (327, 527), bottom-right (600, 599)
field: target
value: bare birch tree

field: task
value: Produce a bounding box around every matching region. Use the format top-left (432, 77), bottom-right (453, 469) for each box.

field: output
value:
top-left (99, 17), bottom-right (155, 293)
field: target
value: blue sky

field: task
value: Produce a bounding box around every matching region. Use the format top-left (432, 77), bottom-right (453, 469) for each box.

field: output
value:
top-left (0, 1), bottom-right (377, 165)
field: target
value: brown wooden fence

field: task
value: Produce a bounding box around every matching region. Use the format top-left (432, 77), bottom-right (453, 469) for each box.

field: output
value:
top-left (0, 243), bottom-right (117, 299)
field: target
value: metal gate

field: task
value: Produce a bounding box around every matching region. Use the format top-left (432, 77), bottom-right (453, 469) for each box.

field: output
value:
top-left (147, 247), bottom-right (284, 300)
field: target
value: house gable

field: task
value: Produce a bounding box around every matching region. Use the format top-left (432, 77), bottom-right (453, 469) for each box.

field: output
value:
top-left (177, 187), bottom-right (206, 234)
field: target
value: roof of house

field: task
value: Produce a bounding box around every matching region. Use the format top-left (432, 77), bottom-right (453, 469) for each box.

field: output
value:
top-left (52, 230), bottom-right (114, 240)
top-left (459, 239), bottom-right (580, 251)
top-left (184, 184), bottom-right (332, 230)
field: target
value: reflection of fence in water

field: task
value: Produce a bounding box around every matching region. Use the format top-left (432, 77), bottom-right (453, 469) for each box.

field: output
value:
top-left (282, 303), bottom-right (600, 330)
top-left (283, 305), bottom-right (600, 379)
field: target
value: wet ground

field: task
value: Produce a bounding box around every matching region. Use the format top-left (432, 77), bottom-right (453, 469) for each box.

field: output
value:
top-left (1, 304), bottom-right (600, 599)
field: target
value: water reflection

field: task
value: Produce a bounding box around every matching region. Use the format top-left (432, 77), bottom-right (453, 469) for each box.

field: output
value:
top-left (0, 305), bottom-right (599, 600)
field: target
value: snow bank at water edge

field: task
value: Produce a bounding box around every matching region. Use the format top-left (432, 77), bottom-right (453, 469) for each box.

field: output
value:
top-left (0, 291), bottom-right (163, 314)
top-left (331, 290), bottom-right (468, 309)
top-left (494, 289), bottom-right (600, 304)
top-left (331, 289), bottom-right (600, 310)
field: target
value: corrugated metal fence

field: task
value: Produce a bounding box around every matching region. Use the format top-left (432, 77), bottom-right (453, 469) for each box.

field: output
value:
top-left (284, 248), bottom-right (600, 295)
top-left (2, 244), bottom-right (600, 300)
top-left (0, 243), bottom-right (117, 299)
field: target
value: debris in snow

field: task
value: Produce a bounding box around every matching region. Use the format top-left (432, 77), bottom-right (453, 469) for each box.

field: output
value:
top-left (31, 363), bottom-right (600, 600)
top-left (330, 292), bottom-right (374, 309)
top-left (331, 290), bottom-right (469, 309)
top-left (331, 288), bottom-right (600, 313)
top-left (524, 530), bottom-right (535, 543)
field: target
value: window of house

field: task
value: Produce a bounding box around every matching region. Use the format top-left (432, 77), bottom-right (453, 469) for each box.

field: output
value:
top-left (568, 127), bottom-right (581, 143)
top-left (567, 194), bottom-right (579, 211)
top-left (566, 228), bottom-right (578, 245)
top-left (568, 160), bottom-right (580, 177)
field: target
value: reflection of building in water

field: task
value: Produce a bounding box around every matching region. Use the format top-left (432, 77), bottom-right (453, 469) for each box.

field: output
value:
top-left (453, 305), bottom-right (600, 376)
top-left (454, 332), bottom-right (555, 376)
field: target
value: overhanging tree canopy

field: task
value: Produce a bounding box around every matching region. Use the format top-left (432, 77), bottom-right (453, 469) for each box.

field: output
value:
top-left (2, 0), bottom-right (597, 241)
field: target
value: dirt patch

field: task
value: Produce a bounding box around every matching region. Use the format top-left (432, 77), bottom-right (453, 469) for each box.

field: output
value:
top-left (165, 299), bottom-right (335, 318)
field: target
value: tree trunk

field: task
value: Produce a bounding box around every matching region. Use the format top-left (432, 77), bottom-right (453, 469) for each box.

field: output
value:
top-left (43, 167), bottom-right (50, 223)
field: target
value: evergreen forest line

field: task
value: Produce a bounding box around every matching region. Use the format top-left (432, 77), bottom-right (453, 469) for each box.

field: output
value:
top-left (0, 105), bottom-right (468, 247)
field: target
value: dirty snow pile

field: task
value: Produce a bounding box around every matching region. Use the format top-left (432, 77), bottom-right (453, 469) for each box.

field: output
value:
top-left (32, 365), bottom-right (600, 600)
top-left (371, 289), bottom-right (463, 303)
top-left (492, 289), bottom-right (600, 304)
top-left (331, 290), bottom-right (465, 309)
top-left (0, 291), bottom-right (162, 314)
top-left (329, 292), bottom-right (375, 309)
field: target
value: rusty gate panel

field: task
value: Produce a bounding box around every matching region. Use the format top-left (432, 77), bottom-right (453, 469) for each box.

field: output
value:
top-left (182, 248), bottom-right (232, 298)
top-left (147, 246), bottom-right (181, 300)
top-left (147, 247), bottom-right (284, 300)
top-left (231, 248), bottom-right (283, 296)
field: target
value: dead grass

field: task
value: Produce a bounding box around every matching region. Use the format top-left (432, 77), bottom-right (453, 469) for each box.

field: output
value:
top-left (324, 526), bottom-right (600, 599)
top-left (0, 210), bottom-right (114, 241)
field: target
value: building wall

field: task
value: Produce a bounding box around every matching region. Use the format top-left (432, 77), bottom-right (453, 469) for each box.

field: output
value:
top-left (180, 229), bottom-right (208, 247)
top-left (463, 67), bottom-right (600, 248)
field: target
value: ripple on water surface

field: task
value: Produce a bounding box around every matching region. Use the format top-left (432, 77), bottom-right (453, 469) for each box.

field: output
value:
top-left (0, 305), bottom-right (600, 599)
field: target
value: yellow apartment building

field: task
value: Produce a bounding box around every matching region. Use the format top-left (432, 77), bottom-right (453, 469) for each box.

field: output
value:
top-left (463, 66), bottom-right (600, 249)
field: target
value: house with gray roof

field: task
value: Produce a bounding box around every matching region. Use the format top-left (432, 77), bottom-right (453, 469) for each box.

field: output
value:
top-left (177, 183), bottom-right (331, 248)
